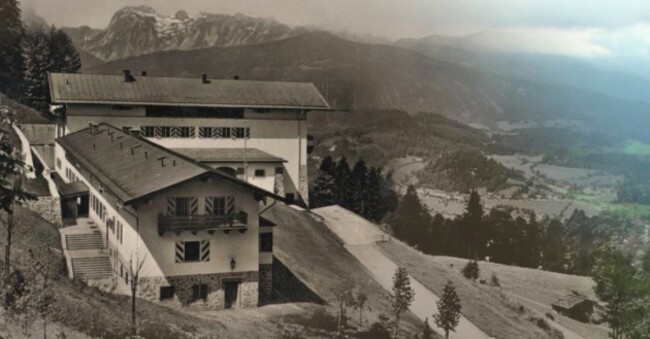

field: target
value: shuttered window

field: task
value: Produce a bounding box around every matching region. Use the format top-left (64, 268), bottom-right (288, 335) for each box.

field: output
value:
top-left (175, 240), bottom-right (210, 263)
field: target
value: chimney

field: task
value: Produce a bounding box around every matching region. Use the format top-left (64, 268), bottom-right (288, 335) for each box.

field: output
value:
top-left (141, 71), bottom-right (147, 76)
top-left (158, 156), bottom-right (166, 167)
top-left (88, 123), bottom-right (96, 135)
top-left (123, 69), bottom-right (134, 82)
top-left (233, 75), bottom-right (240, 80)
top-left (201, 74), bottom-right (210, 84)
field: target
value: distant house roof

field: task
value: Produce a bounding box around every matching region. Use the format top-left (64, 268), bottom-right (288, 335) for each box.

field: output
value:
top-left (552, 295), bottom-right (593, 310)
top-left (48, 72), bottom-right (330, 110)
top-left (172, 148), bottom-right (286, 163)
top-left (20, 124), bottom-right (56, 145)
top-left (56, 124), bottom-right (282, 204)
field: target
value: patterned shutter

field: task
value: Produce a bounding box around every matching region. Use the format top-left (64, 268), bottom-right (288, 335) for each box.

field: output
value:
top-left (167, 198), bottom-right (176, 216)
top-left (171, 126), bottom-right (181, 138)
top-left (189, 127), bottom-right (196, 138)
top-left (200, 240), bottom-right (210, 262)
top-left (214, 127), bottom-right (222, 138)
top-left (190, 197), bottom-right (198, 216)
top-left (205, 197), bottom-right (214, 215)
top-left (154, 126), bottom-right (162, 138)
top-left (226, 196), bottom-right (235, 214)
top-left (175, 242), bottom-right (185, 263)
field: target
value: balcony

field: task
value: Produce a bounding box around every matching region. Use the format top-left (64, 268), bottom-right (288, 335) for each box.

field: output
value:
top-left (158, 212), bottom-right (248, 236)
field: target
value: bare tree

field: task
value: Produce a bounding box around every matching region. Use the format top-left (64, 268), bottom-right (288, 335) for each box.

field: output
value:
top-left (127, 251), bottom-right (146, 334)
top-left (387, 267), bottom-right (414, 339)
top-left (335, 282), bottom-right (355, 336)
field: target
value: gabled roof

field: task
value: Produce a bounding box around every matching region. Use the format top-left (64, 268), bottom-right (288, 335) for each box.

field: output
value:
top-left (56, 124), bottom-right (282, 205)
top-left (172, 148), bottom-right (286, 163)
top-left (48, 72), bottom-right (330, 110)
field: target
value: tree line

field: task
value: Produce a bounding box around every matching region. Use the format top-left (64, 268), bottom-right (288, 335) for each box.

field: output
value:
top-left (310, 155), bottom-right (398, 223)
top-left (389, 185), bottom-right (627, 276)
top-left (0, 0), bottom-right (80, 109)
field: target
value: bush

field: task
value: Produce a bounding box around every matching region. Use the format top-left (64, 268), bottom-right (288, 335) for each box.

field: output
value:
top-left (461, 260), bottom-right (480, 281)
top-left (295, 307), bottom-right (339, 332)
top-left (489, 272), bottom-right (500, 287)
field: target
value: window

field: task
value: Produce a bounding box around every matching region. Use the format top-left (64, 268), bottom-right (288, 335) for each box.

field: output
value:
top-left (140, 126), bottom-right (155, 137)
top-left (219, 127), bottom-right (231, 139)
top-left (108, 217), bottom-right (115, 233)
top-left (254, 169), bottom-right (265, 177)
top-left (159, 126), bottom-right (171, 138)
top-left (174, 197), bottom-right (191, 216)
top-left (184, 241), bottom-right (200, 262)
top-left (56, 158), bottom-right (61, 169)
top-left (199, 127), bottom-right (212, 138)
top-left (211, 197), bottom-right (226, 215)
top-left (254, 108), bottom-right (272, 113)
top-left (179, 127), bottom-right (193, 138)
top-left (176, 240), bottom-right (209, 263)
top-left (160, 286), bottom-right (175, 301)
top-left (236, 167), bottom-right (245, 175)
top-left (117, 221), bottom-right (123, 244)
top-left (275, 167), bottom-right (283, 174)
top-left (260, 233), bottom-right (273, 253)
top-left (231, 127), bottom-right (250, 139)
top-left (191, 284), bottom-right (208, 302)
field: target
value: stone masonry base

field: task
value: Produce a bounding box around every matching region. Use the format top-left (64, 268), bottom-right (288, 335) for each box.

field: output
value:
top-left (259, 264), bottom-right (273, 301)
top-left (138, 271), bottom-right (259, 309)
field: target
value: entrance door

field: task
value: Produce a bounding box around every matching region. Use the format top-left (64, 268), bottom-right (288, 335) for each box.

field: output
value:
top-left (77, 194), bottom-right (89, 217)
top-left (224, 281), bottom-right (240, 309)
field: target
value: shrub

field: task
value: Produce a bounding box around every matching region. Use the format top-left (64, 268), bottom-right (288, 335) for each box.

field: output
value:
top-left (461, 260), bottom-right (480, 281)
top-left (489, 272), bottom-right (500, 287)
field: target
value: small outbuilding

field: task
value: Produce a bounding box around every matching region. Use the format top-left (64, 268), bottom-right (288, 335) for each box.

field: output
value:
top-left (551, 295), bottom-right (595, 322)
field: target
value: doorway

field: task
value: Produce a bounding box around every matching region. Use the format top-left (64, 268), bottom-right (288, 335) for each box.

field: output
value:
top-left (223, 281), bottom-right (240, 309)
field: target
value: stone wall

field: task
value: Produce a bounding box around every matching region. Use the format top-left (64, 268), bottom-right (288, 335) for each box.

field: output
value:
top-left (259, 264), bottom-right (273, 301)
top-left (298, 164), bottom-right (309, 206)
top-left (138, 270), bottom-right (259, 309)
top-left (274, 172), bottom-right (284, 197)
top-left (26, 196), bottom-right (62, 227)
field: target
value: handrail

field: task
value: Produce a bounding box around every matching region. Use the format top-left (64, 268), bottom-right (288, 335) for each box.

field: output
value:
top-left (157, 212), bottom-right (248, 235)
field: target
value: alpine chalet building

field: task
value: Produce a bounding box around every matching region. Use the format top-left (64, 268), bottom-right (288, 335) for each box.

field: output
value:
top-left (49, 71), bottom-right (331, 205)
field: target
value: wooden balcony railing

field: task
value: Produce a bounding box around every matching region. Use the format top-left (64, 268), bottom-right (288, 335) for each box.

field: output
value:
top-left (157, 212), bottom-right (248, 236)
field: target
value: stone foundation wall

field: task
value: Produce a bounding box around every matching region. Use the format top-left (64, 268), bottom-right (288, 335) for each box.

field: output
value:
top-left (26, 196), bottom-right (62, 227)
top-left (274, 172), bottom-right (284, 197)
top-left (139, 271), bottom-right (259, 309)
top-left (298, 164), bottom-right (308, 206)
top-left (259, 264), bottom-right (273, 301)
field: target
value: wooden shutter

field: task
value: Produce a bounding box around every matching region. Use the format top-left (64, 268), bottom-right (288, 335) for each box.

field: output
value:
top-left (226, 196), bottom-right (235, 214)
top-left (171, 126), bottom-right (181, 138)
top-left (190, 197), bottom-right (198, 216)
top-left (175, 241), bottom-right (184, 263)
top-left (205, 197), bottom-right (214, 215)
top-left (167, 198), bottom-right (176, 216)
top-left (200, 240), bottom-right (210, 262)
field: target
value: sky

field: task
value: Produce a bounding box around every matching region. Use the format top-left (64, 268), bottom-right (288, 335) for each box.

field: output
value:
top-left (20, 0), bottom-right (650, 62)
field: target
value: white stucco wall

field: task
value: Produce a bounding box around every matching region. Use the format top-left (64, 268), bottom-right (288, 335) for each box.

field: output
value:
top-left (55, 143), bottom-right (262, 280)
top-left (64, 110), bottom-right (308, 200)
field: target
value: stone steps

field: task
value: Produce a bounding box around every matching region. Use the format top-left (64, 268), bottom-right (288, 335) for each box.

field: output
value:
top-left (71, 256), bottom-right (112, 280)
top-left (65, 232), bottom-right (103, 250)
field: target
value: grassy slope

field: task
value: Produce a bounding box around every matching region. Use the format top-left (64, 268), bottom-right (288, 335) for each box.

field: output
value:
top-left (378, 239), bottom-right (608, 339)
top-left (265, 203), bottom-right (426, 337)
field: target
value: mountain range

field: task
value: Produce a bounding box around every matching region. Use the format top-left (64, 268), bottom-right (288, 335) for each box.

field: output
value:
top-left (53, 6), bottom-right (650, 143)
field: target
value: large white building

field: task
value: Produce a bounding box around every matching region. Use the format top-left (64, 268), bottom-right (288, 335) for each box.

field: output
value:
top-left (49, 71), bottom-right (331, 205)
top-left (48, 71), bottom-right (331, 309)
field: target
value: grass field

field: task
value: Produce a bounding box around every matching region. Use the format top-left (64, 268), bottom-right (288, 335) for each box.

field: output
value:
top-left (623, 139), bottom-right (650, 155)
top-left (378, 239), bottom-right (610, 339)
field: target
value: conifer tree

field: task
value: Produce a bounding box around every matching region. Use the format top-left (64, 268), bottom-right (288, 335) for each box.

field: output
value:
top-left (334, 156), bottom-right (353, 208)
top-left (0, 0), bottom-right (25, 97)
top-left (459, 190), bottom-right (484, 258)
top-left (350, 160), bottom-right (370, 216)
top-left (22, 33), bottom-right (52, 111)
top-left (47, 27), bottom-right (81, 73)
top-left (389, 185), bottom-right (431, 248)
top-left (387, 267), bottom-right (414, 339)
top-left (433, 281), bottom-right (462, 339)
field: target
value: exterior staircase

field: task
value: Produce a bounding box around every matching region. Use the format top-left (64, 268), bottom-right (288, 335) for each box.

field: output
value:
top-left (60, 219), bottom-right (113, 281)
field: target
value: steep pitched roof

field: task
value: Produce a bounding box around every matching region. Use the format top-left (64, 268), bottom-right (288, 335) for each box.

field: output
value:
top-left (48, 72), bottom-right (330, 110)
top-left (56, 124), bottom-right (282, 204)
top-left (20, 124), bottom-right (56, 145)
top-left (171, 148), bottom-right (286, 163)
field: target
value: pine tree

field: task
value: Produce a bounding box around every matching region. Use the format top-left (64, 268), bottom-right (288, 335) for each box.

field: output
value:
top-left (47, 27), bottom-right (81, 73)
top-left (541, 219), bottom-right (568, 272)
top-left (387, 267), bottom-right (414, 339)
top-left (334, 156), bottom-right (353, 208)
top-left (350, 160), bottom-right (370, 216)
top-left (22, 33), bottom-right (52, 111)
top-left (0, 0), bottom-right (25, 97)
top-left (433, 281), bottom-right (462, 339)
top-left (459, 190), bottom-right (484, 258)
top-left (389, 185), bottom-right (431, 249)
top-left (310, 170), bottom-right (337, 208)
top-left (421, 318), bottom-right (434, 339)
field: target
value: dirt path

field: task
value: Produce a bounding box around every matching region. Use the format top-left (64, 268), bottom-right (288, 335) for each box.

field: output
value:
top-left (313, 206), bottom-right (490, 339)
